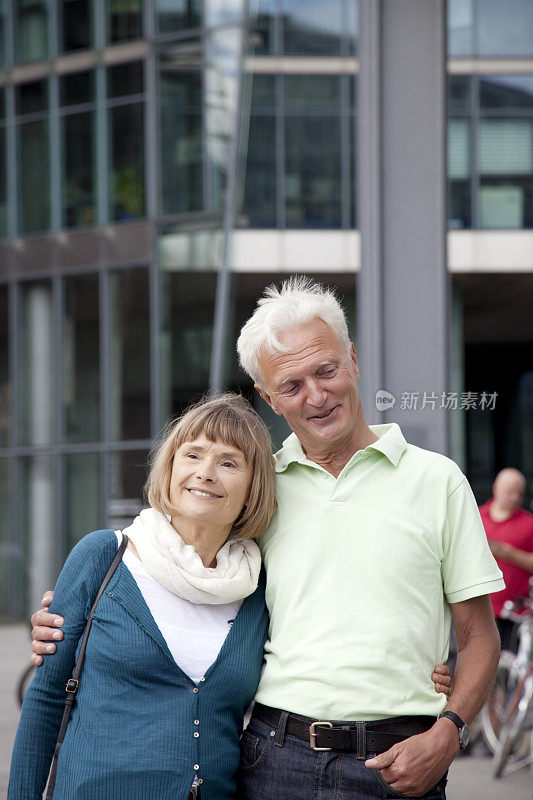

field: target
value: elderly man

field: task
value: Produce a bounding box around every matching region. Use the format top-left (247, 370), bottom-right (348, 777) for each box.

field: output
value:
top-left (480, 468), bottom-right (533, 651)
top-left (32, 279), bottom-right (502, 800)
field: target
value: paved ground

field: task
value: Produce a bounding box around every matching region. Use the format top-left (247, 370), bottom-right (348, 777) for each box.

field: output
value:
top-left (1, 624), bottom-right (532, 798)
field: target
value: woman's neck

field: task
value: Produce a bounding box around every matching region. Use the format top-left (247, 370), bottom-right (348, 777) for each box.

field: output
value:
top-left (169, 515), bottom-right (232, 568)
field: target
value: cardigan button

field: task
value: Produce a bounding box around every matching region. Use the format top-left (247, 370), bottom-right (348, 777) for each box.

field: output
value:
top-left (194, 732), bottom-right (199, 738)
top-left (198, 779), bottom-right (203, 785)
top-left (194, 720), bottom-right (199, 725)
top-left (194, 764), bottom-right (200, 771)
top-left (200, 677), bottom-right (205, 682)
top-left (193, 688), bottom-right (198, 693)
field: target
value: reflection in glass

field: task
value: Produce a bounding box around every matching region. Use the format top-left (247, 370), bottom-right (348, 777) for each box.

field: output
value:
top-left (243, 114), bottom-right (276, 227)
top-left (109, 103), bottom-right (145, 220)
top-left (109, 268), bottom-right (150, 441)
top-left (62, 111), bottom-right (96, 227)
top-left (15, 0), bottom-right (48, 63)
top-left (284, 75), bottom-right (341, 110)
top-left (63, 274), bottom-right (99, 442)
top-left (0, 286), bottom-right (9, 447)
top-left (16, 79), bottom-right (48, 115)
top-left (161, 271), bottom-right (216, 419)
top-left (448, 118), bottom-right (471, 229)
top-left (60, 0), bottom-right (93, 52)
top-left (480, 76), bottom-right (533, 110)
top-left (65, 453), bottom-right (100, 550)
top-left (478, 0), bottom-right (533, 57)
top-left (447, 0), bottom-right (473, 56)
top-left (479, 119), bottom-right (533, 228)
top-left (19, 120), bottom-right (50, 233)
top-left (448, 76), bottom-right (471, 112)
top-left (250, 74), bottom-right (275, 108)
top-left (107, 61), bottom-right (144, 99)
top-left (60, 71), bottom-right (95, 106)
top-left (204, 0), bottom-right (245, 28)
top-left (0, 459), bottom-right (13, 619)
top-left (253, 0), bottom-right (277, 55)
top-left (108, 450), bottom-right (148, 530)
top-left (282, 0), bottom-right (343, 55)
top-left (158, 42), bottom-right (203, 214)
top-left (107, 0), bottom-right (143, 43)
top-left (156, 0), bottom-right (200, 33)
top-left (20, 455), bottom-right (55, 614)
top-left (285, 116), bottom-right (342, 228)
top-left (0, 2), bottom-right (4, 67)
top-left (0, 126), bottom-right (6, 236)
top-left (19, 281), bottom-right (54, 445)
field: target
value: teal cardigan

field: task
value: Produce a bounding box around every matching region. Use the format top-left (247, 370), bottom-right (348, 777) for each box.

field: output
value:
top-left (8, 530), bottom-right (269, 800)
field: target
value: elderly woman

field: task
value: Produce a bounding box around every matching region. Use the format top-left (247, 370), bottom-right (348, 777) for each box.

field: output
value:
top-left (9, 394), bottom-right (276, 800)
top-left (18, 394), bottom-right (452, 800)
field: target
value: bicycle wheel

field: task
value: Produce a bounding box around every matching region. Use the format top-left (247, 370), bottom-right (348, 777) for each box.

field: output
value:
top-left (492, 673), bottom-right (533, 778)
top-left (16, 662), bottom-right (36, 708)
top-left (479, 649), bottom-right (515, 753)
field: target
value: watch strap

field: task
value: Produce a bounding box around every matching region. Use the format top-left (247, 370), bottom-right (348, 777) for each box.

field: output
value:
top-left (438, 711), bottom-right (466, 730)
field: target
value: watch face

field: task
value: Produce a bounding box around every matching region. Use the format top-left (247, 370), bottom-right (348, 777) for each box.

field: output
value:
top-left (459, 723), bottom-right (470, 750)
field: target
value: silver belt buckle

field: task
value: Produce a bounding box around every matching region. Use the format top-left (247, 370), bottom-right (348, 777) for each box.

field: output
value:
top-left (309, 720), bottom-right (333, 751)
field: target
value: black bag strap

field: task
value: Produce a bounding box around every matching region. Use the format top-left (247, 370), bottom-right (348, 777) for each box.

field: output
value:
top-left (45, 533), bottom-right (129, 800)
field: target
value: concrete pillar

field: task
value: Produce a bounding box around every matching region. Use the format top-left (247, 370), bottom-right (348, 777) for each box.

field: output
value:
top-left (357, 0), bottom-right (449, 454)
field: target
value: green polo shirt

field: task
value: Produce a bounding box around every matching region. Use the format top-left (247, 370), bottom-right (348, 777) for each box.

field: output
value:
top-left (255, 423), bottom-right (504, 721)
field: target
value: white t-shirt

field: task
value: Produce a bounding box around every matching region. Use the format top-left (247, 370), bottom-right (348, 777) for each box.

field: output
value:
top-left (116, 532), bottom-right (242, 684)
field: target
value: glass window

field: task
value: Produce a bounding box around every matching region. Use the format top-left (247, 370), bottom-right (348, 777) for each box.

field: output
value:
top-left (156, 0), bottom-right (200, 33)
top-left (448, 118), bottom-right (471, 229)
top-left (62, 111), bottom-right (96, 227)
top-left (477, 0), bottom-right (533, 57)
top-left (480, 76), bottom-right (533, 110)
top-left (0, 285), bottom-right (9, 447)
top-left (448, 76), bottom-right (471, 112)
top-left (253, 0), bottom-right (277, 56)
top-left (15, 79), bottom-right (48, 115)
top-left (107, 0), bottom-right (143, 43)
top-left (243, 113), bottom-right (276, 227)
top-left (60, 70), bottom-right (95, 106)
top-left (479, 119), bottom-right (533, 229)
top-left (0, 458), bottom-right (13, 619)
top-left (63, 274), bottom-right (99, 442)
top-left (284, 75), bottom-right (341, 110)
top-left (447, 0), bottom-right (474, 56)
top-left (0, 126), bottom-right (6, 237)
top-left (158, 43), bottom-right (203, 215)
top-left (282, 0), bottom-right (344, 55)
top-left (60, 0), bottom-right (93, 52)
top-left (285, 115), bottom-right (342, 228)
top-left (18, 120), bottom-right (50, 233)
top-left (18, 281), bottom-right (54, 445)
top-left (15, 0), bottom-right (48, 63)
top-left (109, 268), bottom-right (150, 441)
top-left (109, 102), bottom-right (145, 220)
top-left (64, 453), bottom-right (100, 550)
top-left (108, 449), bottom-right (148, 529)
top-left (0, 1), bottom-right (5, 67)
top-left (161, 271), bottom-right (216, 419)
top-left (250, 74), bottom-right (275, 109)
top-left (107, 61), bottom-right (144, 99)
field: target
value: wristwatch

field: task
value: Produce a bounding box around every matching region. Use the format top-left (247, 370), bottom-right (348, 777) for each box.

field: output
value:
top-left (438, 711), bottom-right (470, 750)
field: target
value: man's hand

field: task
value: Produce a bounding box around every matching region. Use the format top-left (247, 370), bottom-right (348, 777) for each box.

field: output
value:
top-left (365, 719), bottom-right (459, 797)
top-left (30, 591), bottom-right (63, 666)
top-left (432, 664), bottom-right (452, 697)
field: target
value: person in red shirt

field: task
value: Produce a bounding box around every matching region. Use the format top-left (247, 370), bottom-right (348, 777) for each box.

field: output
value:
top-left (480, 468), bottom-right (533, 650)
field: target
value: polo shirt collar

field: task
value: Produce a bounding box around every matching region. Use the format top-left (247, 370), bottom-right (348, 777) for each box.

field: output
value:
top-left (274, 423), bottom-right (407, 473)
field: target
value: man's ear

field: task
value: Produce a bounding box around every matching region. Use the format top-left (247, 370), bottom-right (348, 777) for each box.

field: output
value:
top-left (254, 384), bottom-right (282, 416)
top-left (350, 343), bottom-right (360, 380)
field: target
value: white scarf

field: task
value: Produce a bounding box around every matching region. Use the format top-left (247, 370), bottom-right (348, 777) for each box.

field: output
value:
top-left (122, 508), bottom-right (261, 605)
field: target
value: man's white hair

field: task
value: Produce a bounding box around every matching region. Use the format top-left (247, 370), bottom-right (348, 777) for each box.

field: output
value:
top-left (237, 276), bottom-right (351, 385)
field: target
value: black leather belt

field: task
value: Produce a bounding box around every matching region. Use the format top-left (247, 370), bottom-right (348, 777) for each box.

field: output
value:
top-left (253, 703), bottom-right (435, 756)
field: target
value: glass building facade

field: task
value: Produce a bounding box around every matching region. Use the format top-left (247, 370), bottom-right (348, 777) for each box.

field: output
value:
top-left (1, 0), bottom-right (533, 619)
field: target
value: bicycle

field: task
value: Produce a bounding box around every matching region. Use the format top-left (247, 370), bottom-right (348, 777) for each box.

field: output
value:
top-left (482, 597), bottom-right (533, 778)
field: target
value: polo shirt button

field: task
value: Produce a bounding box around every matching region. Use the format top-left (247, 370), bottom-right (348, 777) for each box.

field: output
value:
top-left (194, 732), bottom-right (199, 737)
top-left (193, 688), bottom-right (198, 693)
top-left (194, 719), bottom-right (199, 725)
top-left (194, 764), bottom-right (200, 771)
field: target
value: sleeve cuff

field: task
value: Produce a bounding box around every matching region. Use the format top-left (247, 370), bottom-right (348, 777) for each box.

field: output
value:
top-left (446, 577), bottom-right (506, 604)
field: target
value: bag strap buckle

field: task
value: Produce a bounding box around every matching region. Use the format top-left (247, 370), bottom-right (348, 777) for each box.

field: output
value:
top-left (309, 721), bottom-right (333, 751)
top-left (65, 678), bottom-right (79, 694)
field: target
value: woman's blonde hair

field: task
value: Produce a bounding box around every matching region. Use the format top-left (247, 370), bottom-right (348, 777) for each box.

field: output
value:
top-left (146, 393), bottom-right (276, 540)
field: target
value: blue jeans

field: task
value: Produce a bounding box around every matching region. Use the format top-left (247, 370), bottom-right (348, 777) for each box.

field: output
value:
top-left (237, 714), bottom-right (447, 800)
